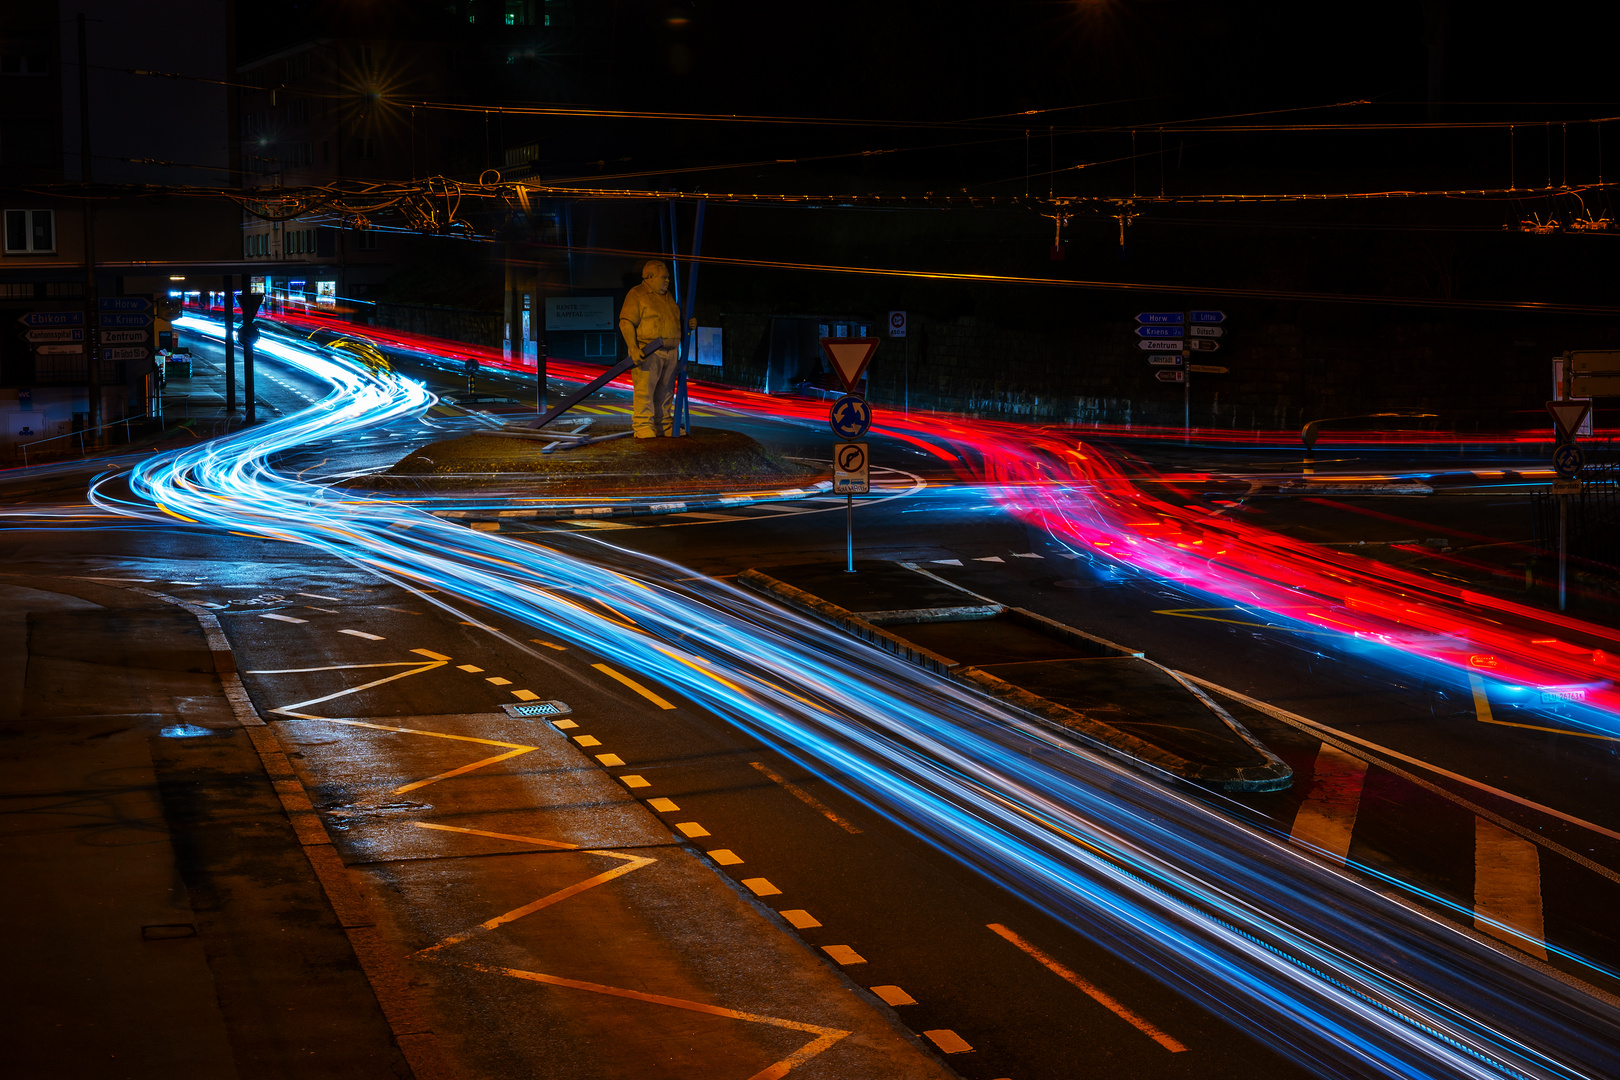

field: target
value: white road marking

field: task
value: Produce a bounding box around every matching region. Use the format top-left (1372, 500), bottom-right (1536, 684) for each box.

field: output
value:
top-left (973, 556), bottom-right (1005, 563)
top-left (931, 559), bottom-right (963, 566)
top-left (1290, 744), bottom-right (1368, 863)
top-left (339, 629), bottom-right (384, 640)
top-left (298, 591), bottom-right (344, 602)
top-left (260, 612), bottom-right (308, 623)
top-left (1012, 552), bottom-right (1043, 559)
top-left (1475, 817), bottom-right (1548, 959)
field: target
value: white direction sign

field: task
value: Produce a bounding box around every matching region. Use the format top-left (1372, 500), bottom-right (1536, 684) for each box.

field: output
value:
top-left (1138, 339), bottom-right (1184, 351)
top-left (1189, 326), bottom-right (1224, 338)
top-left (821, 338), bottom-right (879, 391)
top-left (35, 343), bottom-right (84, 354)
top-left (25, 328), bottom-right (84, 343)
top-left (100, 329), bottom-right (151, 344)
top-left (1547, 400), bottom-right (1592, 440)
top-left (1148, 356), bottom-right (1184, 366)
top-left (833, 441), bottom-right (870, 495)
top-left (102, 346), bottom-right (150, 361)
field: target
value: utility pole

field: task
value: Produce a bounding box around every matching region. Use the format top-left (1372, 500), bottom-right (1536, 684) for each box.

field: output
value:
top-left (240, 291), bottom-right (263, 423)
top-left (224, 274), bottom-right (236, 412)
top-left (77, 14), bottom-right (101, 441)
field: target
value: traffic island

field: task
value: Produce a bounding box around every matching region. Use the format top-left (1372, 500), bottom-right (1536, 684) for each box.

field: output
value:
top-left (346, 423), bottom-right (828, 496)
top-left (740, 561), bottom-right (1293, 792)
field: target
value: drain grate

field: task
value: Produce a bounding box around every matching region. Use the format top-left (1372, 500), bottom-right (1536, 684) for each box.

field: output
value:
top-left (500, 700), bottom-right (573, 719)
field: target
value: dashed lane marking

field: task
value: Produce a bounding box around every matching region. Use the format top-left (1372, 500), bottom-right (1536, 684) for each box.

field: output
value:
top-left (675, 822), bottom-right (710, 839)
top-left (532, 639), bottom-right (567, 650)
top-left (870, 985), bottom-right (916, 1007)
top-left (618, 775), bottom-right (650, 788)
top-left (931, 559), bottom-right (963, 566)
top-left (1289, 744), bottom-right (1368, 864)
top-left (596, 753), bottom-right (625, 767)
top-left (973, 556), bottom-right (1004, 563)
top-left (708, 849), bottom-right (744, 865)
top-left (592, 663), bottom-right (677, 710)
top-left (299, 591), bottom-right (345, 602)
top-left (822, 945), bottom-right (866, 965)
top-left (552, 719), bottom-right (578, 730)
top-left (409, 825), bottom-right (853, 1076)
top-left (922, 1030), bottom-right (973, 1054)
top-left (647, 798), bottom-right (680, 812)
top-left (486, 676), bottom-right (512, 685)
top-left (339, 629), bottom-right (385, 640)
top-left (750, 761), bottom-right (862, 834)
top-left (780, 909), bottom-right (821, 929)
top-left (741, 878), bottom-right (781, 897)
top-left (261, 612), bottom-right (308, 623)
top-left (412, 649), bottom-right (451, 661)
top-left (457, 664), bottom-right (484, 672)
top-left (511, 689), bottom-right (539, 701)
top-left (988, 923), bottom-right (1186, 1052)
top-left (574, 735), bottom-right (602, 747)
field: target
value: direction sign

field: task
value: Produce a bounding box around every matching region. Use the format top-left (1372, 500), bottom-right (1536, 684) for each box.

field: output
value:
top-left (19, 311), bottom-right (84, 328)
top-left (1568, 351), bottom-right (1620, 397)
top-left (1136, 312), bottom-right (1183, 324)
top-left (1547, 400), bottom-right (1592, 440)
top-left (1186, 338), bottom-right (1220, 352)
top-left (820, 338), bottom-right (879, 391)
top-left (23, 328), bottom-right (83, 343)
top-left (1188, 364), bottom-right (1229, 374)
top-left (833, 441), bottom-right (870, 495)
top-left (1148, 356), bottom-right (1184, 366)
top-left (1189, 310), bottom-right (1226, 323)
top-left (99, 313), bottom-right (153, 328)
top-left (887, 310), bottom-right (907, 338)
top-left (102, 346), bottom-right (150, 361)
top-left (1189, 326), bottom-right (1224, 338)
top-left (1135, 325), bottom-right (1184, 338)
top-left (100, 329), bottom-right (150, 344)
top-left (35, 343), bottom-right (83, 354)
top-left (97, 297), bottom-right (151, 313)
top-left (1138, 340), bottom-right (1183, 352)
top-left (1551, 477), bottom-right (1582, 495)
top-left (829, 394), bottom-right (873, 439)
top-left (1155, 370), bottom-right (1186, 383)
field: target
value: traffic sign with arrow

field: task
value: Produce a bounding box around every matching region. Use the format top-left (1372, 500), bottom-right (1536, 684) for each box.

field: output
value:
top-left (1188, 364), bottom-right (1228, 374)
top-left (1189, 310), bottom-right (1226, 323)
top-left (98, 297), bottom-right (151, 312)
top-left (99, 313), bottom-right (152, 328)
top-left (101, 329), bottom-right (150, 344)
top-left (1136, 312), bottom-right (1183, 324)
top-left (1553, 442), bottom-right (1584, 478)
top-left (18, 311), bottom-right (84, 328)
top-left (1186, 338), bottom-right (1220, 352)
top-left (1189, 326), bottom-right (1224, 338)
top-left (820, 337), bottom-right (879, 391)
top-left (829, 394), bottom-right (873, 439)
top-left (1138, 340), bottom-right (1183, 351)
top-left (1135, 325), bottom-right (1185, 338)
top-left (23, 328), bottom-right (83, 343)
top-left (1148, 356), bottom-right (1183, 366)
top-left (1547, 399), bottom-right (1592, 441)
top-left (1155, 370), bottom-right (1186, 382)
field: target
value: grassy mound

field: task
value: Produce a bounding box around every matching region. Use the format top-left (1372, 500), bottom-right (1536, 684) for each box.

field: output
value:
top-left (349, 425), bottom-right (826, 495)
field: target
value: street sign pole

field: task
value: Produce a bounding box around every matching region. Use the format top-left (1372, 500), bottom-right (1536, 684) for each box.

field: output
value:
top-left (224, 275), bottom-right (236, 413)
top-left (1560, 494), bottom-right (1567, 612)
top-left (1183, 318), bottom-right (1191, 444)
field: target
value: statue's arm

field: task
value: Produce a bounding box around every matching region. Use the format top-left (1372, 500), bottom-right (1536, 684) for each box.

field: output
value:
top-left (618, 294), bottom-right (641, 359)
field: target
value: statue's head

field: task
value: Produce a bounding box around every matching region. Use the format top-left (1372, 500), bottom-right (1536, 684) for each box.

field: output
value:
top-left (641, 259), bottom-right (671, 296)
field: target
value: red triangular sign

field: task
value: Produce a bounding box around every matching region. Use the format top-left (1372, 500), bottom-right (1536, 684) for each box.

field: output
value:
top-left (821, 338), bottom-right (878, 392)
top-left (1548, 399), bottom-right (1591, 439)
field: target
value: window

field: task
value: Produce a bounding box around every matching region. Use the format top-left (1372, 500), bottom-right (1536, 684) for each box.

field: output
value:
top-left (290, 142), bottom-right (313, 166)
top-left (286, 97), bottom-right (310, 125)
top-left (0, 283), bottom-right (32, 298)
top-left (44, 282), bottom-right (82, 298)
top-left (505, 144), bottom-right (539, 166)
top-left (355, 230), bottom-right (380, 251)
top-left (4, 209), bottom-right (54, 253)
top-left (351, 137), bottom-right (379, 160)
top-left (584, 331), bottom-right (614, 357)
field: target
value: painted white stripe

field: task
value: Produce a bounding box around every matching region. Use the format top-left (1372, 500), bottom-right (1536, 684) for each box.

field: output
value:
top-left (338, 629), bottom-right (384, 640)
top-left (1475, 817), bottom-right (1548, 959)
top-left (1290, 744), bottom-right (1368, 863)
top-left (260, 612), bottom-right (308, 623)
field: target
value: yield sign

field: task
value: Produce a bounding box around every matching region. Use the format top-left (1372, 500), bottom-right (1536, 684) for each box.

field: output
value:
top-left (1547, 399), bottom-right (1592, 440)
top-left (820, 337), bottom-right (878, 392)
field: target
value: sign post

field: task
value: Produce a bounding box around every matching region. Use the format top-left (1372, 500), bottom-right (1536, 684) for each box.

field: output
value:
top-left (833, 441), bottom-right (870, 572)
top-left (239, 292), bottom-right (263, 424)
top-left (822, 337), bottom-right (879, 573)
top-left (1547, 399), bottom-right (1592, 611)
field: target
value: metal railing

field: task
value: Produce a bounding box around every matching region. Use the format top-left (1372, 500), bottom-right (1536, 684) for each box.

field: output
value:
top-left (19, 413), bottom-right (150, 468)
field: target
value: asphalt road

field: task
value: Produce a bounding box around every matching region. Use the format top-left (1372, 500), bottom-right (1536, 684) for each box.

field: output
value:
top-left (5, 327), bottom-right (1618, 1078)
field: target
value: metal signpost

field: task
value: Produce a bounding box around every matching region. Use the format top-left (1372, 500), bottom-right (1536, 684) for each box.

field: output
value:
top-left (1137, 311), bottom-right (1226, 441)
top-left (1547, 399), bottom-right (1592, 611)
top-left (822, 337), bottom-right (879, 573)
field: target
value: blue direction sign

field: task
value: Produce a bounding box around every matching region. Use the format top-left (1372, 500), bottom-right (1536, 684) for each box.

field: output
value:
top-left (829, 394), bottom-right (873, 439)
top-left (99, 312), bottom-right (153, 328)
top-left (1135, 325), bottom-right (1185, 338)
top-left (1553, 442), bottom-right (1585, 479)
top-left (1136, 312), bottom-right (1183, 325)
top-left (97, 297), bottom-right (151, 312)
top-left (19, 311), bottom-right (85, 328)
top-left (1189, 310), bottom-right (1226, 324)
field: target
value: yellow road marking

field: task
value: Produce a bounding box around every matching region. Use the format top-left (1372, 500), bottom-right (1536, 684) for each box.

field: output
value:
top-left (780, 909), bottom-right (821, 929)
top-left (393, 748), bottom-right (534, 794)
top-left (1290, 744), bottom-right (1368, 864)
top-left (311, 717), bottom-right (533, 750)
top-left (412, 821), bottom-right (577, 850)
top-left (1151, 607), bottom-right (1339, 636)
top-left (647, 798), bottom-right (679, 812)
top-left (511, 689), bottom-right (539, 701)
top-left (532, 639), bottom-right (567, 650)
top-left (750, 761), bottom-right (862, 834)
top-left (1469, 674), bottom-right (1495, 724)
top-left (268, 660), bottom-right (449, 718)
top-left (1469, 674), bottom-right (1619, 743)
top-left (592, 663), bottom-right (677, 709)
top-left (988, 923), bottom-right (1186, 1052)
top-left (1474, 817), bottom-right (1548, 959)
top-left (618, 774), bottom-right (650, 788)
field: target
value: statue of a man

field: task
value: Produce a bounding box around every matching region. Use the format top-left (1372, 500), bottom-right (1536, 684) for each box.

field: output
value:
top-left (618, 260), bottom-right (682, 438)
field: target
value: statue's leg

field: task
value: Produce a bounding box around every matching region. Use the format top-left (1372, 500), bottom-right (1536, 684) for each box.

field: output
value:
top-left (655, 352), bottom-right (678, 436)
top-left (631, 360), bottom-right (658, 438)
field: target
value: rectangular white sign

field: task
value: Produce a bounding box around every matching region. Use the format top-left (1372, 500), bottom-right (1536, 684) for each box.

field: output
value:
top-left (696, 326), bottom-right (722, 366)
top-left (101, 329), bottom-right (151, 344)
top-left (545, 296), bottom-right (615, 331)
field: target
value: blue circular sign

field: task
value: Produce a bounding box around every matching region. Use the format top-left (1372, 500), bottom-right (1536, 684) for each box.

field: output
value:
top-left (829, 394), bottom-right (872, 439)
top-left (1553, 442), bottom-right (1584, 479)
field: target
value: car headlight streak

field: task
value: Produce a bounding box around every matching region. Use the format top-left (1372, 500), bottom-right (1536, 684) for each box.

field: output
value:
top-left (83, 320), bottom-right (1620, 1080)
